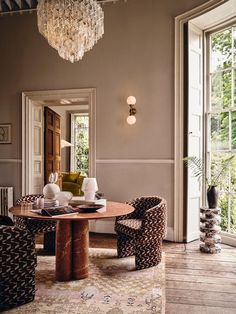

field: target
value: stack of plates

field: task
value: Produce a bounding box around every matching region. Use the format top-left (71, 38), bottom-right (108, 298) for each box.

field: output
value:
top-left (44, 199), bottom-right (59, 208)
top-left (33, 199), bottom-right (59, 209)
top-left (77, 204), bottom-right (104, 213)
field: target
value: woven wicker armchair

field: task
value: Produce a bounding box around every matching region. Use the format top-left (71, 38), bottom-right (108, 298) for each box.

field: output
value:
top-left (15, 194), bottom-right (57, 252)
top-left (15, 194), bottom-right (57, 234)
top-left (0, 216), bottom-right (36, 311)
top-left (115, 196), bottom-right (167, 270)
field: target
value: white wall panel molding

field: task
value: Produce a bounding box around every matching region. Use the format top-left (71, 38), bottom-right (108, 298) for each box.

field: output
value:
top-left (96, 159), bottom-right (174, 164)
top-left (0, 159), bottom-right (22, 163)
top-left (89, 220), bottom-right (115, 234)
top-left (166, 227), bottom-right (175, 242)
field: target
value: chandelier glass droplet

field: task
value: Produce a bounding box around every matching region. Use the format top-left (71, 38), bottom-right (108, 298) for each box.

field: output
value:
top-left (37, 0), bottom-right (104, 63)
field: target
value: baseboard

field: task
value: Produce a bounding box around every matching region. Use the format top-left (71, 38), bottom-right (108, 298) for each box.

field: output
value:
top-left (89, 220), bottom-right (175, 242)
top-left (89, 220), bottom-right (115, 234)
top-left (166, 227), bottom-right (174, 242)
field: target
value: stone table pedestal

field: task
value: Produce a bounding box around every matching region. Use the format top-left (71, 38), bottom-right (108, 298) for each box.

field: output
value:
top-left (200, 207), bottom-right (221, 254)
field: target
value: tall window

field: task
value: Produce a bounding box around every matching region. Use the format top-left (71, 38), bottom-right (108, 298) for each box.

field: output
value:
top-left (207, 24), bottom-right (236, 234)
top-left (70, 113), bottom-right (89, 176)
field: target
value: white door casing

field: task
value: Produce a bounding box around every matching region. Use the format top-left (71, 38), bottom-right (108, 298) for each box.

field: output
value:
top-left (186, 22), bottom-right (203, 242)
top-left (22, 88), bottom-right (96, 196)
top-left (32, 105), bottom-right (44, 194)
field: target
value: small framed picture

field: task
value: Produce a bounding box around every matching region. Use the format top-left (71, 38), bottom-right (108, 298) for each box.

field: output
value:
top-left (0, 124), bottom-right (12, 144)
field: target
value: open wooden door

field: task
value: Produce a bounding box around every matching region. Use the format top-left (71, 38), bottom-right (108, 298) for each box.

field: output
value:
top-left (44, 107), bottom-right (61, 187)
top-left (185, 21), bottom-right (204, 242)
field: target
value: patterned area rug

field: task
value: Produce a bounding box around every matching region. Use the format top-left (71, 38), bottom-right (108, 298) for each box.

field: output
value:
top-left (8, 248), bottom-right (165, 314)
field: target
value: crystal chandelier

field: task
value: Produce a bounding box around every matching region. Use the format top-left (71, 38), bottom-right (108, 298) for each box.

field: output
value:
top-left (37, 0), bottom-right (104, 63)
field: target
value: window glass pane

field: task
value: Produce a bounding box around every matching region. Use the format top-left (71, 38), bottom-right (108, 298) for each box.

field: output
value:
top-left (219, 193), bottom-right (229, 232)
top-left (230, 155), bottom-right (236, 193)
top-left (232, 111), bottom-right (236, 149)
top-left (208, 25), bottom-right (236, 238)
top-left (210, 112), bottom-right (229, 150)
top-left (73, 114), bottom-right (89, 176)
top-left (231, 194), bottom-right (236, 234)
top-left (210, 70), bottom-right (232, 110)
top-left (234, 69), bottom-right (236, 105)
top-left (210, 28), bottom-right (232, 72)
top-left (210, 152), bottom-right (230, 189)
top-left (233, 27), bottom-right (236, 66)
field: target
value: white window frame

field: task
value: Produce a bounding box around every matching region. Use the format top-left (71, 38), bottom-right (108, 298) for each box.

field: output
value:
top-left (70, 112), bottom-right (89, 175)
top-left (174, 0), bottom-right (227, 242)
top-left (205, 21), bottom-right (236, 244)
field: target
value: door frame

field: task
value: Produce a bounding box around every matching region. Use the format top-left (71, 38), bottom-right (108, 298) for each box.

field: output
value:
top-left (174, 0), bottom-right (227, 242)
top-left (22, 88), bottom-right (96, 196)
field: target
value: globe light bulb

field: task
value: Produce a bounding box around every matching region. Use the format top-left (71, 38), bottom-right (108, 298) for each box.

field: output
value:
top-left (127, 96), bottom-right (136, 105)
top-left (127, 115), bottom-right (136, 125)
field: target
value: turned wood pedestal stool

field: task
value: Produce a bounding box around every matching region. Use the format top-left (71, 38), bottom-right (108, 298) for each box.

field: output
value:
top-left (200, 207), bottom-right (221, 254)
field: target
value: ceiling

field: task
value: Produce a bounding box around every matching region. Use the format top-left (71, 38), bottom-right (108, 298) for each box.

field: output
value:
top-left (0, 0), bottom-right (120, 15)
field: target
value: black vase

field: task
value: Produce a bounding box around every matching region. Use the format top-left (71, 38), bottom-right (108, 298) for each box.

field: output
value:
top-left (207, 186), bottom-right (219, 209)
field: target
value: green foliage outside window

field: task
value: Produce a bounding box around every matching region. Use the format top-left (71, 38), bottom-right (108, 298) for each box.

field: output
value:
top-left (73, 114), bottom-right (89, 176)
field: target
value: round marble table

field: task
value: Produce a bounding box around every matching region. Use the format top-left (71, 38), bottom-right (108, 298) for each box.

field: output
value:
top-left (9, 201), bottom-right (134, 281)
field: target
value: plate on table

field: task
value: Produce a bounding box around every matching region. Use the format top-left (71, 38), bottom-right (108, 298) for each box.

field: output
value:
top-left (69, 200), bottom-right (96, 206)
top-left (77, 204), bottom-right (104, 213)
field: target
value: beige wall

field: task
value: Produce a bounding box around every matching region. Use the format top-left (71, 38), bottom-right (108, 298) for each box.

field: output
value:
top-left (0, 0), bottom-right (208, 230)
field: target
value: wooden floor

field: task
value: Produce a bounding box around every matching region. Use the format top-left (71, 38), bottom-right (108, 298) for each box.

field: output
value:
top-left (89, 233), bottom-right (236, 314)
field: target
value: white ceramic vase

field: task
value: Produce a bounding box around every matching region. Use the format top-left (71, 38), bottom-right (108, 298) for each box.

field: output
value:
top-left (43, 183), bottom-right (60, 199)
top-left (55, 191), bottom-right (73, 206)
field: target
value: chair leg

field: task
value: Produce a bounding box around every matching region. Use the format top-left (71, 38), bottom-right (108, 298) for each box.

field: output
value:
top-left (117, 233), bottom-right (135, 258)
top-left (135, 240), bottom-right (162, 270)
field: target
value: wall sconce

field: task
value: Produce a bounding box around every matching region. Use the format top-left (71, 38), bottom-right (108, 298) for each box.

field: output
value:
top-left (126, 96), bottom-right (137, 125)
